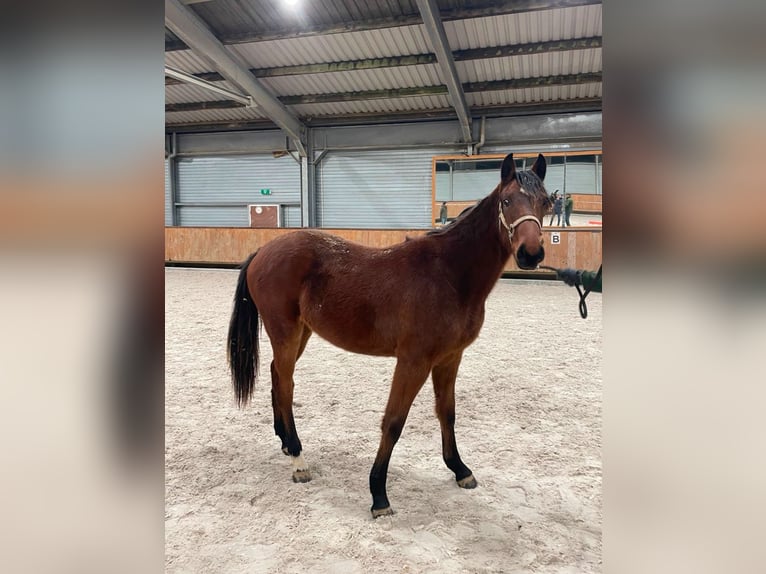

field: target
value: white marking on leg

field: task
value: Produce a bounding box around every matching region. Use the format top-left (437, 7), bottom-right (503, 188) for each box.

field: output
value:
top-left (291, 454), bottom-right (308, 472)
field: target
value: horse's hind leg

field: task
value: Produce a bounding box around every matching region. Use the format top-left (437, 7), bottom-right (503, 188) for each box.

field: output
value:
top-left (270, 325), bottom-right (312, 453)
top-left (269, 323), bottom-right (312, 483)
top-left (432, 352), bottom-right (476, 488)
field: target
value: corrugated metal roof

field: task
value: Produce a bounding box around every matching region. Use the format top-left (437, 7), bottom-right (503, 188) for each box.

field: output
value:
top-left (291, 95), bottom-right (452, 117)
top-left (444, 5), bottom-right (602, 48)
top-left (187, 0), bottom-right (421, 41)
top-left (222, 5), bottom-right (602, 69)
top-left (227, 24), bottom-right (431, 68)
top-left (456, 48), bottom-right (602, 82)
top-left (165, 2), bottom-right (602, 127)
top-left (165, 81), bottom-right (255, 105)
top-left (166, 107), bottom-right (268, 125)
top-left (259, 65), bottom-right (444, 96)
top-left (465, 83), bottom-right (602, 107)
top-left (165, 49), bottom-right (218, 74)
top-left (175, 0), bottom-right (601, 46)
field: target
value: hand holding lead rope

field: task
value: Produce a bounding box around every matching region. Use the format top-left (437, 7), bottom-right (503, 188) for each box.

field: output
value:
top-left (540, 264), bottom-right (602, 319)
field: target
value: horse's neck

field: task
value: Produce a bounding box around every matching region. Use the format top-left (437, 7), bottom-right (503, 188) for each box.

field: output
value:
top-left (440, 193), bottom-right (511, 305)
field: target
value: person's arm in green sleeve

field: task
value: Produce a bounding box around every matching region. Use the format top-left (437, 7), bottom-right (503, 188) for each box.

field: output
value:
top-left (554, 267), bottom-right (602, 293)
top-left (579, 270), bottom-right (601, 293)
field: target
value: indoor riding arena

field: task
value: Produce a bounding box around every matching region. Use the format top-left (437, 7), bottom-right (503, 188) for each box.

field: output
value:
top-left (165, 1), bottom-right (603, 572)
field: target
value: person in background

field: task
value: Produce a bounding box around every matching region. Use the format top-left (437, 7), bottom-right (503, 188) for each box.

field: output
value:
top-left (549, 191), bottom-right (562, 226)
top-left (439, 201), bottom-right (448, 225)
top-left (563, 193), bottom-right (574, 226)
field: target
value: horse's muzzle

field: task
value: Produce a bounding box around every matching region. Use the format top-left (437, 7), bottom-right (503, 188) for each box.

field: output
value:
top-left (516, 244), bottom-right (545, 270)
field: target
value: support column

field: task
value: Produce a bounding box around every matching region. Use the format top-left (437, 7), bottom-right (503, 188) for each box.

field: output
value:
top-left (300, 129), bottom-right (316, 228)
top-left (168, 132), bottom-right (179, 226)
top-left (300, 156), bottom-right (310, 228)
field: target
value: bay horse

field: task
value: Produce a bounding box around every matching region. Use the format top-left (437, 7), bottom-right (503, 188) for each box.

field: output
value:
top-left (228, 153), bottom-right (550, 518)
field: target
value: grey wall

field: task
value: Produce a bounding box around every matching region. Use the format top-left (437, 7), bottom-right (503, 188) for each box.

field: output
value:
top-left (175, 154), bottom-right (300, 227)
top-left (165, 111), bottom-right (602, 228)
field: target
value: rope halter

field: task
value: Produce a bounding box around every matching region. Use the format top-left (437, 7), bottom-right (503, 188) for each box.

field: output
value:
top-left (498, 197), bottom-right (541, 244)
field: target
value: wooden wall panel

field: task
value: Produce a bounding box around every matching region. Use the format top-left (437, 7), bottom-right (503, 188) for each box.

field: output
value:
top-left (165, 227), bottom-right (602, 273)
top-left (570, 194), bottom-right (602, 213)
top-left (432, 201), bottom-right (478, 223)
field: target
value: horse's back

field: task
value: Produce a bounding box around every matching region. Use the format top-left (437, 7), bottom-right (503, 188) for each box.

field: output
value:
top-left (247, 229), bottom-right (434, 355)
top-left (250, 229), bottom-right (375, 276)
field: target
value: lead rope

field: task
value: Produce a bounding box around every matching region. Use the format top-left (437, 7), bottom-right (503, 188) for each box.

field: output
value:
top-left (540, 263), bottom-right (602, 319)
top-left (575, 264), bottom-right (602, 319)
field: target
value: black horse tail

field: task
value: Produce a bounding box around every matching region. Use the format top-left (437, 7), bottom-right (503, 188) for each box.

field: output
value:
top-left (227, 251), bottom-right (259, 407)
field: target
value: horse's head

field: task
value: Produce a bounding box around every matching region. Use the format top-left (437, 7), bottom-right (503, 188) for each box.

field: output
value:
top-left (497, 153), bottom-right (550, 270)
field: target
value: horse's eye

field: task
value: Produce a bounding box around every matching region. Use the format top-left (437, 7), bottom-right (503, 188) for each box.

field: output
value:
top-left (502, 199), bottom-right (510, 207)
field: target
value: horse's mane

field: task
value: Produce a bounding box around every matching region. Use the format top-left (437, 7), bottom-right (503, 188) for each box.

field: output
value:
top-left (424, 204), bottom-right (477, 237)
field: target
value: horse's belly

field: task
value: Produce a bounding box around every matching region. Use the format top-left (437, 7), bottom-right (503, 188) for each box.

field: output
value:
top-left (307, 320), bottom-right (397, 357)
top-left (301, 306), bottom-right (397, 357)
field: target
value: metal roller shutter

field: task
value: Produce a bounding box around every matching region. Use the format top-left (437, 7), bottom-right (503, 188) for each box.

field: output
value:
top-left (176, 155), bottom-right (301, 226)
top-left (281, 205), bottom-right (302, 228)
top-left (165, 160), bottom-right (173, 226)
top-left (564, 156), bottom-right (598, 195)
top-left (178, 206), bottom-right (249, 227)
top-left (316, 148), bottom-right (457, 229)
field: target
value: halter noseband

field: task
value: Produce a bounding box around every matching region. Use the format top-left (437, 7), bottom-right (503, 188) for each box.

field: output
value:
top-left (498, 194), bottom-right (541, 243)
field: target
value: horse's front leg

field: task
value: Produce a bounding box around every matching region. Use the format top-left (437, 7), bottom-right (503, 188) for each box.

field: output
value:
top-left (432, 352), bottom-right (476, 488)
top-left (369, 358), bottom-right (431, 518)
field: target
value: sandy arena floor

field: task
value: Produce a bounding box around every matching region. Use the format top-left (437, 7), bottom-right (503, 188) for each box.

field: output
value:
top-left (165, 267), bottom-right (602, 573)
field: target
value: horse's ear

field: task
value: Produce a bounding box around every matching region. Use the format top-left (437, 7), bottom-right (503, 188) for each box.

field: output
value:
top-left (531, 153), bottom-right (546, 181)
top-left (500, 153), bottom-right (515, 183)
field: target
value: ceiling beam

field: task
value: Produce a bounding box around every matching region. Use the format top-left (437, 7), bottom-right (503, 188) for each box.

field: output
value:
top-left (280, 73), bottom-right (602, 105)
top-left (165, 37), bottom-right (602, 85)
top-left (415, 0), bottom-right (472, 142)
top-left (464, 73), bottom-right (602, 92)
top-left (164, 54), bottom-right (437, 84)
top-left (454, 36), bottom-right (602, 61)
top-left (165, 0), bottom-right (307, 155)
top-left (165, 1), bottom-right (602, 51)
top-left (302, 98), bottom-right (602, 126)
top-left (165, 98), bottom-right (603, 133)
top-left (166, 100), bottom-right (247, 113)
top-left (166, 72), bottom-right (602, 111)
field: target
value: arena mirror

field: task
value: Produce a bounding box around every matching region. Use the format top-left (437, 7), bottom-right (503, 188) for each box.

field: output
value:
top-left (432, 152), bottom-right (602, 228)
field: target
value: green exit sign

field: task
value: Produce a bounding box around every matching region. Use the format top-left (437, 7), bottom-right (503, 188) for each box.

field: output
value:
top-left (260, 188), bottom-right (271, 195)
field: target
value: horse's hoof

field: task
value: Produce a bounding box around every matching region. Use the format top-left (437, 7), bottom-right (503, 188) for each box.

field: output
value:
top-left (371, 506), bottom-right (394, 519)
top-left (457, 474), bottom-right (477, 489)
top-left (282, 447), bottom-right (290, 456)
top-left (292, 469), bottom-right (312, 483)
